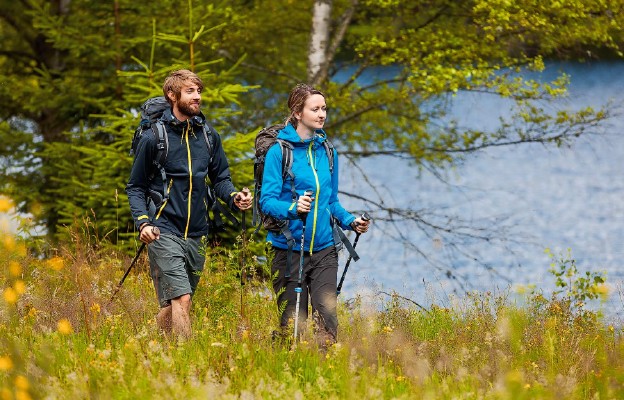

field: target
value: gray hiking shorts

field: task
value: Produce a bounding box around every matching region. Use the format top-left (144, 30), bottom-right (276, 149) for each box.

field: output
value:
top-left (147, 233), bottom-right (206, 308)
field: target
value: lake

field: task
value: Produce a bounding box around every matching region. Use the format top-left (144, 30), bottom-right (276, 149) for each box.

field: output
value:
top-left (336, 61), bottom-right (624, 320)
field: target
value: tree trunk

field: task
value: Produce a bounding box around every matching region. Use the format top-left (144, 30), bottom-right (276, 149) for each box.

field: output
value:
top-left (308, 0), bottom-right (332, 84)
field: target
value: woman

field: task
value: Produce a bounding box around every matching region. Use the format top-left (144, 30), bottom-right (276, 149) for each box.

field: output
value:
top-left (259, 83), bottom-right (370, 345)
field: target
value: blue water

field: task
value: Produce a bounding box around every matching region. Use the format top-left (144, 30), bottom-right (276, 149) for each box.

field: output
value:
top-left (336, 61), bottom-right (624, 319)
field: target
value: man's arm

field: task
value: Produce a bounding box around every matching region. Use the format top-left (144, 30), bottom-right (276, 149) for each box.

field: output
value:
top-left (126, 133), bottom-right (155, 230)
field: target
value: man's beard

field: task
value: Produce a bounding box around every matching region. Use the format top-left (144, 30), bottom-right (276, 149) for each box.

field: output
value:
top-left (178, 99), bottom-right (201, 118)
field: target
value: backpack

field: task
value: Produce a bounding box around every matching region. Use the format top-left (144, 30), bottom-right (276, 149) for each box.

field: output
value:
top-left (130, 96), bottom-right (239, 236)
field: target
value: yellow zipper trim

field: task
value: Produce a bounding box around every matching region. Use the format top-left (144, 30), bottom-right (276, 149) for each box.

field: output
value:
top-left (184, 124), bottom-right (193, 239)
top-left (308, 141), bottom-right (320, 253)
top-left (155, 179), bottom-right (173, 220)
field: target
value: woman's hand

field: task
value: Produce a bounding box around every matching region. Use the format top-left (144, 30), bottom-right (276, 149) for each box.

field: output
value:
top-left (351, 217), bottom-right (370, 234)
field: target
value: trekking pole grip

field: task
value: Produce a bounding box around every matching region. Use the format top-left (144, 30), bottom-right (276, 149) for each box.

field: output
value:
top-left (298, 190), bottom-right (314, 221)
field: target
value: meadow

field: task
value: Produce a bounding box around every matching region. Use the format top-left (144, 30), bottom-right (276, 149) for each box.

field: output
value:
top-left (1, 209), bottom-right (623, 399)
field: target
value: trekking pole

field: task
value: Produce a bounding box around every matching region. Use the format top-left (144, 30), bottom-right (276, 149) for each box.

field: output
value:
top-left (240, 188), bottom-right (250, 320)
top-left (109, 226), bottom-right (160, 303)
top-left (337, 213), bottom-right (371, 295)
top-left (293, 189), bottom-right (314, 343)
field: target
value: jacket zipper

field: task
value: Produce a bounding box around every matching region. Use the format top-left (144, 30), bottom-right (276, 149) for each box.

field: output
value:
top-left (307, 141), bottom-right (320, 253)
top-left (155, 179), bottom-right (174, 220)
top-left (184, 124), bottom-right (193, 239)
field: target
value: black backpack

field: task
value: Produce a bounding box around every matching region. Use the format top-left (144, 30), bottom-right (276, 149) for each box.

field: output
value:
top-left (130, 96), bottom-right (238, 235)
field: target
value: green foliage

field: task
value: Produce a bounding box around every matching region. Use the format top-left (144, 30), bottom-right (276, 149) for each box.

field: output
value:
top-left (1, 0), bottom-right (623, 255)
top-left (543, 248), bottom-right (608, 317)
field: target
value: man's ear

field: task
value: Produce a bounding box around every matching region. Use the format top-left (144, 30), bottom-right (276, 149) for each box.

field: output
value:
top-left (166, 90), bottom-right (176, 103)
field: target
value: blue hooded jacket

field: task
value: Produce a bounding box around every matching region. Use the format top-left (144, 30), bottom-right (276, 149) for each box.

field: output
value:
top-left (259, 123), bottom-right (355, 252)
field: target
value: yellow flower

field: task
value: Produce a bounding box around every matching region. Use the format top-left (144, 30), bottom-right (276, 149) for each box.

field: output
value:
top-left (14, 375), bottom-right (29, 390)
top-left (57, 319), bottom-right (73, 335)
top-left (27, 307), bottom-right (37, 318)
top-left (0, 197), bottom-right (13, 213)
top-left (8, 261), bottom-right (22, 277)
top-left (14, 280), bottom-right (26, 295)
top-left (3, 288), bottom-right (17, 304)
top-left (2, 235), bottom-right (15, 252)
top-left (16, 242), bottom-right (27, 257)
top-left (90, 303), bottom-right (101, 315)
top-left (47, 257), bottom-right (64, 271)
top-left (15, 390), bottom-right (32, 400)
top-left (1, 388), bottom-right (12, 400)
top-left (382, 326), bottom-right (393, 333)
top-left (0, 356), bottom-right (13, 371)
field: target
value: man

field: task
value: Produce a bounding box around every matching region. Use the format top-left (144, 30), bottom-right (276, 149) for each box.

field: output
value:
top-left (127, 69), bottom-right (252, 340)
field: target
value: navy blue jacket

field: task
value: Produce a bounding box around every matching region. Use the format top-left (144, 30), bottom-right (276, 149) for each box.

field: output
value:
top-left (127, 108), bottom-right (238, 238)
top-left (259, 123), bottom-right (355, 252)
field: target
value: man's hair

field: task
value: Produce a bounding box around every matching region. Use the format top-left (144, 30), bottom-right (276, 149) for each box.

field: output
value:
top-left (162, 69), bottom-right (204, 106)
top-left (286, 83), bottom-right (325, 128)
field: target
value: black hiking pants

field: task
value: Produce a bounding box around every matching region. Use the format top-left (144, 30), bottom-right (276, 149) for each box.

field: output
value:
top-left (271, 245), bottom-right (339, 342)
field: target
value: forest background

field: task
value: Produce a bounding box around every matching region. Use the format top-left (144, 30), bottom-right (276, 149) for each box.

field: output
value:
top-left (2, 1), bottom-right (624, 399)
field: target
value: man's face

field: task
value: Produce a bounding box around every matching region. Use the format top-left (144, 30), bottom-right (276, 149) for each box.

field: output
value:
top-left (171, 82), bottom-right (201, 120)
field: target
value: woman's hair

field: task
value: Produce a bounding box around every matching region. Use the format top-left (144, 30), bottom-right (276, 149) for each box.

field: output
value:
top-left (162, 69), bottom-right (204, 105)
top-left (286, 83), bottom-right (325, 128)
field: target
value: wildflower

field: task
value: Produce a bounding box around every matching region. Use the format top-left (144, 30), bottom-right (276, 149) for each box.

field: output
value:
top-left (0, 356), bottom-right (13, 371)
top-left (16, 242), bottom-right (27, 257)
top-left (396, 376), bottom-right (406, 382)
top-left (46, 257), bottom-right (64, 271)
top-left (14, 375), bottom-right (29, 390)
top-left (1, 388), bottom-right (12, 400)
top-left (383, 326), bottom-right (393, 333)
top-left (15, 390), bottom-right (32, 400)
top-left (90, 303), bottom-right (101, 315)
top-left (609, 325), bottom-right (614, 333)
top-left (8, 261), bottom-right (21, 277)
top-left (0, 197), bottom-right (12, 213)
top-left (524, 383), bottom-right (531, 389)
top-left (27, 307), bottom-right (37, 318)
top-left (3, 288), bottom-right (17, 304)
top-left (13, 280), bottom-right (26, 295)
top-left (2, 235), bottom-right (15, 252)
top-left (57, 319), bottom-right (73, 335)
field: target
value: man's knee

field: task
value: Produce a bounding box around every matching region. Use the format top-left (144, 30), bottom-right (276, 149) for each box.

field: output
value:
top-left (172, 293), bottom-right (192, 311)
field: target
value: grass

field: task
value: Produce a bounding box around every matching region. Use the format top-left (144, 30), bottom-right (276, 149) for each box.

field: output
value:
top-left (1, 224), bottom-right (623, 399)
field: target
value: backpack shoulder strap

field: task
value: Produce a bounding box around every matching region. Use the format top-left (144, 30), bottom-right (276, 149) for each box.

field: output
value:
top-left (276, 139), bottom-right (296, 201)
top-left (322, 138), bottom-right (335, 174)
top-left (151, 121), bottom-right (169, 168)
top-left (201, 122), bottom-right (216, 161)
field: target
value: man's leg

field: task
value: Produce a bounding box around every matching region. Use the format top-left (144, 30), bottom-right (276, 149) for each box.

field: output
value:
top-left (171, 294), bottom-right (192, 340)
top-left (156, 305), bottom-right (172, 334)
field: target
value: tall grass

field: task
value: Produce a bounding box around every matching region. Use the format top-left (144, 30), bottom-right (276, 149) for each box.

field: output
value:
top-left (1, 215), bottom-right (623, 399)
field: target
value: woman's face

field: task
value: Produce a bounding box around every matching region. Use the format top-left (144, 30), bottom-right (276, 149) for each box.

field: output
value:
top-left (296, 94), bottom-right (326, 134)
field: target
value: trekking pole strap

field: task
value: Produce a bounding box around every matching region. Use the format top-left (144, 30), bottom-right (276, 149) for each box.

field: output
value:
top-left (334, 224), bottom-right (360, 262)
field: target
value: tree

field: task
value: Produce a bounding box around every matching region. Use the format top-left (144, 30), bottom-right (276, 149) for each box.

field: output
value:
top-left (217, 0), bottom-right (624, 278)
top-left (1, 0), bottom-right (623, 277)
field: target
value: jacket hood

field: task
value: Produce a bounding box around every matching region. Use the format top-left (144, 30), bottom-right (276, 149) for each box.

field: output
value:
top-left (161, 108), bottom-right (207, 132)
top-left (277, 123), bottom-right (327, 147)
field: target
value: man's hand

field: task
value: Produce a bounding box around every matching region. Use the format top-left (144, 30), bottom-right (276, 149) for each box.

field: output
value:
top-left (139, 223), bottom-right (161, 244)
top-left (234, 187), bottom-right (252, 210)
